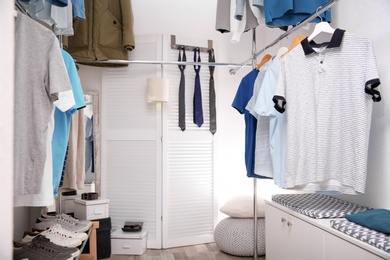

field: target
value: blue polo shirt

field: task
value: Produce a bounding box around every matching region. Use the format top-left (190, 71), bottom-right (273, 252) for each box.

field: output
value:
top-left (264, 0), bottom-right (332, 27)
top-left (52, 50), bottom-right (86, 197)
top-left (232, 69), bottom-right (270, 179)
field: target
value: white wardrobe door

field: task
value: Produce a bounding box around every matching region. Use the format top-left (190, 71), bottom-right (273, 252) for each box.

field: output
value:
top-left (103, 34), bottom-right (216, 249)
top-left (103, 35), bottom-right (163, 248)
top-left (161, 35), bottom-right (217, 248)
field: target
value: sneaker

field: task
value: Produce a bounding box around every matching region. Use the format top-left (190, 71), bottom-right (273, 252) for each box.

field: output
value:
top-left (13, 243), bottom-right (73, 260)
top-left (38, 224), bottom-right (82, 247)
top-left (32, 235), bottom-right (80, 258)
top-left (25, 226), bottom-right (87, 242)
top-left (41, 213), bottom-right (92, 229)
top-left (35, 216), bottom-right (90, 233)
top-left (22, 231), bottom-right (42, 243)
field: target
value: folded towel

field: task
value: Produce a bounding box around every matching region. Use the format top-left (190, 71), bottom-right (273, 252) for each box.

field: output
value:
top-left (346, 208), bottom-right (390, 234)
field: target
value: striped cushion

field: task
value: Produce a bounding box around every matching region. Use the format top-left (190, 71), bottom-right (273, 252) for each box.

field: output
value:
top-left (272, 193), bottom-right (371, 219)
top-left (331, 219), bottom-right (390, 254)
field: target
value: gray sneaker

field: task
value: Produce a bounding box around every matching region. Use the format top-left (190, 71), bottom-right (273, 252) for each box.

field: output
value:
top-left (38, 213), bottom-right (92, 228)
top-left (34, 216), bottom-right (90, 233)
top-left (13, 242), bottom-right (73, 260)
top-left (32, 235), bottom-right (80, 258)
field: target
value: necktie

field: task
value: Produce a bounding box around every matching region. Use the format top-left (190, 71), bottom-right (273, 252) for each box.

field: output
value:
top-left (208, 49), bottom-right (217, 134)
top-left (193, 48), bottom-right (203, 127)
top-left (178, 47), bottom-right (186, 131)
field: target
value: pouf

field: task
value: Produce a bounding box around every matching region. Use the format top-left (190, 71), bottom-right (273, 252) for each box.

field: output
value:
top-left (214, 217), bottom-right (265, 256)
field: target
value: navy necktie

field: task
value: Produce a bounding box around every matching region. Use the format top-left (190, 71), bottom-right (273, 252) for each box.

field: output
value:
top-left (208, 49), bottom-right (217, 134)
top-left (178, 47), bottom-right (186, 131)
top-left (193, 48), bottom-right (203, 127)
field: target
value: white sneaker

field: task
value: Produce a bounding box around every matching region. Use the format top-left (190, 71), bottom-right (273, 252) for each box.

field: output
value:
top-left (40, 224), bottom-right (82, 248)
top-left (35, 216), bottom-right (90, 233)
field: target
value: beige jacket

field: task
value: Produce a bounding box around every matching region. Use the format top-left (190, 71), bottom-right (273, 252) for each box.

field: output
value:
top-left (64, 0), bottom-right (135, 62)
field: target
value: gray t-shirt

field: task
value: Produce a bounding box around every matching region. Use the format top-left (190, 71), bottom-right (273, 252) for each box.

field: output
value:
top-left (14, 13), bottom-right (73, 196)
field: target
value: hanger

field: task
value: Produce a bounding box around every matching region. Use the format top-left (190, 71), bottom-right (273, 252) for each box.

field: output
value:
top-left (307, 6), bottom-right (335, 42)
top-left (282, 35), bottom-right (307, 58)
top-left (256, 54), bottom-right (272, 70)
top-left (276, 47), bottom-right (288, 58)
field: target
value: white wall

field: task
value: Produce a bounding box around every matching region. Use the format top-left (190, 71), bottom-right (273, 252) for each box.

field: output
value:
top-left (78, 0), bottom-right (390, 213)
top-left (331, 0), bottom-right (390, 208)
top-left (1, 1), bottom-right (14, 258)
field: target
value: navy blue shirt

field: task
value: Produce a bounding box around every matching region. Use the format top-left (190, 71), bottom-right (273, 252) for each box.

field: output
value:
top-left (232, 69), bottom-right (271, 179)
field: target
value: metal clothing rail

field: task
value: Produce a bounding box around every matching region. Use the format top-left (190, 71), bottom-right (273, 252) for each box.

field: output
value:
top-left (229, 0), bottom-right (339, 75)
top-left (75, 59), bottom-right (253, 68)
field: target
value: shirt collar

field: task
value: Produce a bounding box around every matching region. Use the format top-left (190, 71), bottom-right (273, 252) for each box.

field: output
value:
top-left (301, 28), bottom-right (346, 55)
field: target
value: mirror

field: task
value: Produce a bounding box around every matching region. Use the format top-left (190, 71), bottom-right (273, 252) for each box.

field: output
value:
top-left (83, 90), bottom-right (101, 195)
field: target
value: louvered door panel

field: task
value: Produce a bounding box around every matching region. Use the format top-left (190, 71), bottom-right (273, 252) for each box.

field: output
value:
top-left (103, 35), bottom-right (162, 248)
top-left (161, 35), bottom-right (216, 248)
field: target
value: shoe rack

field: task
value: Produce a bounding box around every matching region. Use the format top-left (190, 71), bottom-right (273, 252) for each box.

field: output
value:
top-left (78, 221), bottom-right (99, 260)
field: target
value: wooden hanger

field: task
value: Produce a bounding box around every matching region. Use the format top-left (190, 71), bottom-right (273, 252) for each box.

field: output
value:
top-left (256, 54), bottom-right (272, 70)
top-left (282, 35), bottom-right (307, 58)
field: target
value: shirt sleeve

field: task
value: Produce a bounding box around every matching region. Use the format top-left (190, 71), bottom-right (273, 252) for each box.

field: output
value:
top-left (364, 39), bottom-right (381, 102)
top-left (232, 80), bottom-right (247, 114)
top-left (254, 60), bottom-right (279, 117)
top-left (272, 59), bottom-right (287, 113)
top-left (62, 50), bottom-right (86, 113)
top-left (48, 38), bottom-right (75, 112)
top-left (122, 0), bottom-right (135, 51)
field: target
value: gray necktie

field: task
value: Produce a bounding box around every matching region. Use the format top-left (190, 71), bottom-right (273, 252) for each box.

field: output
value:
top-left (208, 49), bottom-right (216, 134)
top-left (178, 47), bottom-right (186, 131)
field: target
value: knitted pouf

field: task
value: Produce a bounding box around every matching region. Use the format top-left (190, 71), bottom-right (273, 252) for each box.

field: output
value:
top-left (214, 217), bottom-right (266, 256)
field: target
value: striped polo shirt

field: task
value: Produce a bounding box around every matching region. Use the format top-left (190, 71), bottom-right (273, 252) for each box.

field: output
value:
top-left (273, 29), bottom-right (381, 194)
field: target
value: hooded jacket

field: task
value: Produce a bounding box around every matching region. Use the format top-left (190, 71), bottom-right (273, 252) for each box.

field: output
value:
top-left (64, 0), bottom-right (135, 62)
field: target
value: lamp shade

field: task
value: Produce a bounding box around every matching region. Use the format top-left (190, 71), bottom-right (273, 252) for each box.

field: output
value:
top-left (147, 78), bottom-right (169, 103)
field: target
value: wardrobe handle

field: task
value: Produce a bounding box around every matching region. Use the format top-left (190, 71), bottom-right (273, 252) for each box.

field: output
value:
top-left (287, 221), bottom-right (293, 227)
top-left (281, 217), bottom-right (287, 223)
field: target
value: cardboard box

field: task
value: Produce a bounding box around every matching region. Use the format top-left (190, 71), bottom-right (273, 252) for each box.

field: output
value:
top-left (111, 229), bottom-right (148, 255)
top-left (73, 198), bottom-right (109, 220)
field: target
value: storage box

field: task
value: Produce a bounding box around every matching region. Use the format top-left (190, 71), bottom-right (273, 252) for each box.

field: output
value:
top-left (73, 198), bottom-right (109, 220)
top-left (82, 217), bottom-right (112, 259)
top-left (111, 229), bottom-right (148, 255)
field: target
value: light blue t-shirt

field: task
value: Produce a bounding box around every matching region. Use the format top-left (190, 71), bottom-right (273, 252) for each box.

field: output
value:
top-left (52, 50), bottom-right (86, 197)
top-left (253, 57), bottom-right (286, 187)
top-left (264, 0), bottom-right (332, 27)
top-left (246, 60), bottom-right (273, 178)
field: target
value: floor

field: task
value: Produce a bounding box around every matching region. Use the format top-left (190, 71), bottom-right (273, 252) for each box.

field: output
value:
top-left (107, 243), bottom-right (266, 260)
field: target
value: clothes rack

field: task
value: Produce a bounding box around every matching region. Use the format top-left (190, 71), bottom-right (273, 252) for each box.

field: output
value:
top-left (245, 1), bottom-right (338, 259)
top-left (250, 27), bottom-right (259, 260)
top-left (74, 1), bottom-right (337, 72)
top-left (229, 0), bottom-right (339, 75)
top-left (75, 59), bottom-right (252, 68)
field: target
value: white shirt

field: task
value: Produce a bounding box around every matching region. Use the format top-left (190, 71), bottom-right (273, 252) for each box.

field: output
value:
top-left (274, 29), bottom-right (381, 194)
